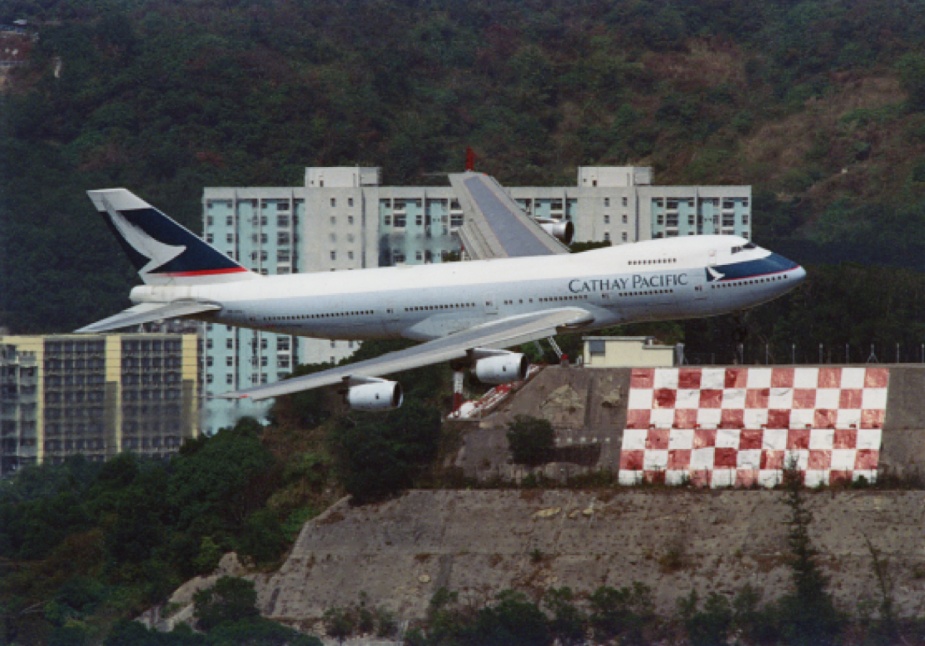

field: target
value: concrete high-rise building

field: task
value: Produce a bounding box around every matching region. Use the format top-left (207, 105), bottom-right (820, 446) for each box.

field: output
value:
top-left (201, 166), bottom-right (751, 432)
top-left (0, 333), bottom-right (199, 476)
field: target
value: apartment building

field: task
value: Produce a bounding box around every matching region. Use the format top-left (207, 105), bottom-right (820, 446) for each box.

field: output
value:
top-left (0, 333), bottom-right (199, 476)
top-left (201, 166), bottom-right (750, 432)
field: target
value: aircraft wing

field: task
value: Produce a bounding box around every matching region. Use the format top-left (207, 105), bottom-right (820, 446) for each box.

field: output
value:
top-left (222, 307), bottom-right (594, 401)
top-left (75, 301), bottom-right (221, 333)
top-left (449, 172), bottom-right (571, 259)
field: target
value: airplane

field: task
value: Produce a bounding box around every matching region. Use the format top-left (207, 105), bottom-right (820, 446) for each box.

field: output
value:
top-left (77, 174), bottom-right (806, 410)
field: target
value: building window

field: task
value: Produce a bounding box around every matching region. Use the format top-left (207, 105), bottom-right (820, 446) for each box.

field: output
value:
top-left (622, 197), bottom-right (628, 207)
top-left (604, 215), bottom-right (610, 224)
top-left (330, 251), bottom-right (336, 261)
top-left (622, 232), bottom-right (628, 242)
top-left (348, 197), bottom-right (354, 207)
top-left (330, 198), bottom-right (336, 207)
top-left (604, 198), bottom-right (610, 207)
top-left (622, 214), bottom-right (628, 224)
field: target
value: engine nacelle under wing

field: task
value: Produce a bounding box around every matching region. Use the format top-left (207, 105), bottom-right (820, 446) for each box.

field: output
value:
top-left (346, 380), bottom-right (403, 411)
top-left (474, 353), bottom-right (529, 384)
top-left (536, 218), bottom-right (574, 245)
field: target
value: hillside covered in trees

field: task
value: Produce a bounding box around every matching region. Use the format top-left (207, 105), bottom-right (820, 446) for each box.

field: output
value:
top-left (3, 0), bottom-right (925, 350)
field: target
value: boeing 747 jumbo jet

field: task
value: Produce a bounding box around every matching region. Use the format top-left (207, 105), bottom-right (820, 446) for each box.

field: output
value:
top-left (77, 174), bottom-right (806, 410)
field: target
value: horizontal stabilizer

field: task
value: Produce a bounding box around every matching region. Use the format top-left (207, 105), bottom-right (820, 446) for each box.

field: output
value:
top-left (75, 301), bottom-right (221, 333)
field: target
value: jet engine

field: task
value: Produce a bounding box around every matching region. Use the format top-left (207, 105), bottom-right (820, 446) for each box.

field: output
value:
top-left (536, 218), bottom-right (574, 245)
top-left (474, 352), bottom-right (529, 384)
top-left (345, 380), bottom-right (403, 411)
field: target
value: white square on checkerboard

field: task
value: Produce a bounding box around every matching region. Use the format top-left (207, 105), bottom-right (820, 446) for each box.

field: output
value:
top-left (759, 470), bottom-right (783, 487)
top-left (652, 368), bottom-right (679, 389)
top-left (669, 429), bottom-right (694, 450)
top-left (691, 447), bottom-right (715, 469)
top-left (650, 408), bottom-right (674, 427)
top-left (628, 388), bottom-right (654, 410)
top-left (643, 449), bottom-right (668, 471)
top-left (675, 389), bottom-right (701, 408)
top-left (743, 409), bottom-right (769, 428)
top-left (622, 428), bottom-right (648, 450)
top-left (700, 368), bottom-right (726, 390)
top-left (697, 408), bottom-right (722, 427)
top-left (717, 428), bottom-right (741, 448)
top-left (857, 428), bottom-right (882, 450)
top-left (804, 470), bottom-right (828, 487)
top-left (666, 470), bottom-right (688, 486)
top-left (790, 409), bottom-right (815, 428)
top-left (619, 471), bottom-right (643, 485)
top-left (784, 449), bottom-right (808, 470)
top-left (793, 368), bottom-right (819, 388)
top-left (768, 387), bottom-right (794, 408)
top-left (862, 388), bottom-right (888, 410)
top-left (815, 388), bottom-right (840, 409)
top-left (831, 449), bottom-right (857, 470)
top-left (746, 368), bottom-right (772, 388)
top-left (763, 428), bottom-right (788, 450)
top-left (711, 469), bottom-right (736, 488)
top-left (835, 409), bottom-right (861, 428)
top-left (809, 428), bottom-right (834, 450)
top-left (721, 388), bottom-right (746, 408)
top-left (737, 449), bottom-right (762, 470)
top-left (840, 368), bottom-right (866, 389)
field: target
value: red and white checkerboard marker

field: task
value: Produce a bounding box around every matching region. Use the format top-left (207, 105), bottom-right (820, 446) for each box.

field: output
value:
top-left (618, 367), bottom-right (888, 487)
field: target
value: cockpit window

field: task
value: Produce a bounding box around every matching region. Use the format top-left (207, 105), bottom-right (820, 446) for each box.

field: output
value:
top-left (731, 242), bottom-right (757, 254)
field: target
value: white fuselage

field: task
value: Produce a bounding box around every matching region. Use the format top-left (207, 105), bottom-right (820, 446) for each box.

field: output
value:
top-left (129, 235), bottom-right (805, 342)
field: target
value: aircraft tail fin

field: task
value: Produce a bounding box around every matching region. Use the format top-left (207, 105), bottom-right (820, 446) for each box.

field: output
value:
top-left (87, 189), bottom-right (258, 285)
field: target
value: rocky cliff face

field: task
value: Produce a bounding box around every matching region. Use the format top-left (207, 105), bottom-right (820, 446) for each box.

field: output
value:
top-left (248, 488), bottom-right (925, 627)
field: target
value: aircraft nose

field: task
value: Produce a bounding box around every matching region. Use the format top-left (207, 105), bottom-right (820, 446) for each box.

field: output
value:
top-left (790, 263), bottom-right (807, 284)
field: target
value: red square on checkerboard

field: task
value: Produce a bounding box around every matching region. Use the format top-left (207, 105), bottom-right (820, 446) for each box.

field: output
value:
top-left (814, 409), bottom-right (837, 428)
top-left (792, 389), bottom-right (816, 408)
top-left (654, 388), bottom-right (676, 409)
top-left (745, 388), bottom-right (770, 408)
top-left (646, 428), bottom-right (670, 450)
top-left (855, 449), bottom-right (879, 470)
top-left (678, 368), bottom-right (702, 389)
top-left (689, 470), bottom-right (711, 487)
top-left (694, 428), bottom-right (717, 448)
top-left (645, 470), bottom-right (666, 485)
top-left (714, 447), bottom-right (738, 468)
top-left (720, 409), bottom-right (744, 428)
top-left (767, 409), bottom-right (791, 428)
top-left (865, 368), bottom-right (889, 388)
top-left (740, 429), bottom-right (763, 449)
top-left (631, 368), bottom-right (654, 388)
top-left (818, 367), bottom-right (842, 388)
top-left (725, 368), bottom-right (747, 388)
top-left (620, 450), bottom-right (645, 470)
top-left (861, 409), bottom-right (884, 429)
top-left (839, 389), bottom-right (862, 409)
top-left (771, 368), bottom-right (794, 388)
top-left (762, 450), bottom-right (785, 469)
top-left (808, 449), bottom-right (831, 470)
top-left (674, 409), bottom-right (698, 428)
top-left (699, 389), bottom-right (723, 408)
top-left (668, 449), bottom-right (691, 469)
top-left (788, 428), bottom-right (811, 449)
top-left (626, 409), bottom-right (651, 429)
top-left (736, 470), bottom-right (760, 487)
top-left (829, 470), bottom-right (852, 485)
top-left (834, 429), bottom-right (857, 449)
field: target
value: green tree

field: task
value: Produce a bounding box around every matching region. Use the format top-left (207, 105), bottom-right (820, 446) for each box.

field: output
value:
top-left (774, 466), bottom-right (844, 645)
top-left (506, 415), bottom-right (555, 467)
top-left (588, 582), bottom-right (655, 644)
top-left (193, 576), bottom-right (260, 632)
top-left (327, 400), bottom-right (441, 503)
top-left (467, 590), bottom-right (550, 646)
